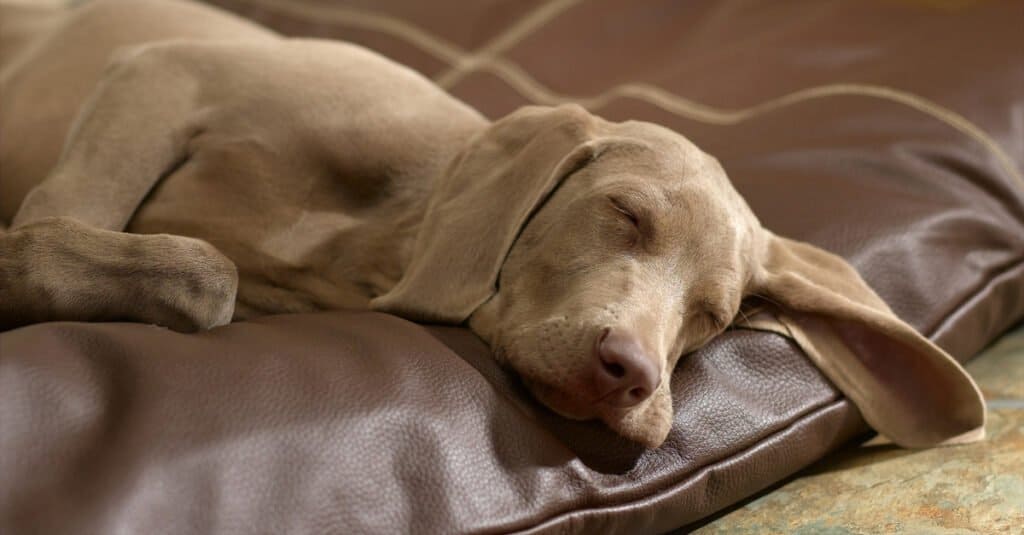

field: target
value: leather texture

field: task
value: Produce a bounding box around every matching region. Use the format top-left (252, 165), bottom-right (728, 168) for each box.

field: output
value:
top-left (2, 0), bottom-right (1022, 533)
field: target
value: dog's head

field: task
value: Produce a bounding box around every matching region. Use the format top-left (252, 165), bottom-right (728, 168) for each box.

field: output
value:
top-left (373, 105), bottom-right (984, 448)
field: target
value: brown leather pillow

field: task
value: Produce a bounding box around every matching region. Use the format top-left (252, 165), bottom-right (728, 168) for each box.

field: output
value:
top-left (2, 1), bottom-right (1021, 533)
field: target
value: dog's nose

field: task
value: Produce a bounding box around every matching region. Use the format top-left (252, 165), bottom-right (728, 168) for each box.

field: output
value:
top-left (593, 328), bottom-right (661, 408)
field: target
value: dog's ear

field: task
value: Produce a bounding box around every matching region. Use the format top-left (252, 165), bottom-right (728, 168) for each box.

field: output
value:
top-left (371, 104), bottom-right (601, 323)
top-left (750, 231), bottom-right (985, 448)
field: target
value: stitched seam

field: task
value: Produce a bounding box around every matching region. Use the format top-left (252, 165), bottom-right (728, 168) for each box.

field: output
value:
top-left (512, 397), bottom-right (852, 534)
top-left (240, 0), bottom-right (466, 64)
top-left (925, 255), bottom-right (1024, 340)
top-left (433, 0), bottom-right (584, 88)
top-left (456, 67), bottom-right (1024, 190)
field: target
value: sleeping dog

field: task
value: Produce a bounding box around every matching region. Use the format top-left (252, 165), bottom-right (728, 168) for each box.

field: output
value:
top-left (0, 0), bottom-right (983, 447)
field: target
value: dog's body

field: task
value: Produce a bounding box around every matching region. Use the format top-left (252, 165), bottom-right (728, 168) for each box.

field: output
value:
top-left (1, 0), bottom-right (486, 320)
top-left (0, 0), bottom-right (985, 448)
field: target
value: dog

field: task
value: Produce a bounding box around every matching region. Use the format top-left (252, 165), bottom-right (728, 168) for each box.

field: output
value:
top-left (0, 0), bottom-right (984, 448)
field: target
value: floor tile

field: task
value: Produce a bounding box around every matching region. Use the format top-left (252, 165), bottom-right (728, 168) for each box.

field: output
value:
top-left (965, 325), bottom-right (1024, 399)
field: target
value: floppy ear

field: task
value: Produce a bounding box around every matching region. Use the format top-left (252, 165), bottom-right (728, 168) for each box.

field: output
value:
top-left (371, 104), bottom-right (601, 323)
top-left (750, 231), bottom-right (985, 448)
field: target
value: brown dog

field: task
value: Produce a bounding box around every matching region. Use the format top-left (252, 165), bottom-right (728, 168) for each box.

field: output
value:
top-left (0, 0), bottom-right (984, 447)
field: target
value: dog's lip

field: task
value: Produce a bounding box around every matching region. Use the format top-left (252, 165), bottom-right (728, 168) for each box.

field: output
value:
top-left (520, 374), bottom-right (643, 423)
top-left (521, 377), bottom-right (599, 420)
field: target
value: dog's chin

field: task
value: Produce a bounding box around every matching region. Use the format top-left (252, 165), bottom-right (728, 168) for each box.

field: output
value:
top-left (598, 389), bottom-right (674, 448)
top-left (525, 379), bottom-right (674, 449)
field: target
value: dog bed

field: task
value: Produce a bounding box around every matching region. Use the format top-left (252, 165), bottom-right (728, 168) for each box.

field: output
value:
top-left (2, 0), bottom-right (1021, 532)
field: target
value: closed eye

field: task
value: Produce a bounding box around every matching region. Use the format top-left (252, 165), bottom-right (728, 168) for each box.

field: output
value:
top-left (687, 303), bottom-right (731, 334)
top-left (609, 197), bottom-right (639, 228)
top-left (705, 311), bottom-right (729, 332)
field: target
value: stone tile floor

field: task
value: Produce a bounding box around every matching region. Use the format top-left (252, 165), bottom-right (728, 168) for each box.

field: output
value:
top-left (696, 323), bottom-right (1024, 534)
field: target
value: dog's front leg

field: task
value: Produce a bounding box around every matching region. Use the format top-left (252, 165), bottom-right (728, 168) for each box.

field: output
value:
top-left (0, 217), bottom-right (237, 331)
top-left (3, 43), bottom-right (238, 330)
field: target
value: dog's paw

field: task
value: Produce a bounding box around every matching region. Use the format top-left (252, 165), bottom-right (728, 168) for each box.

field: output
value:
top-left (145, 233), bottom-right (239, 332)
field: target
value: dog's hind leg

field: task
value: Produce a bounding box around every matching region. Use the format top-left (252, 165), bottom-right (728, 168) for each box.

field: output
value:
top-left (2, 43), bottom-right (238, 331)
top-left (0, 1), bottom-right (64, 73)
